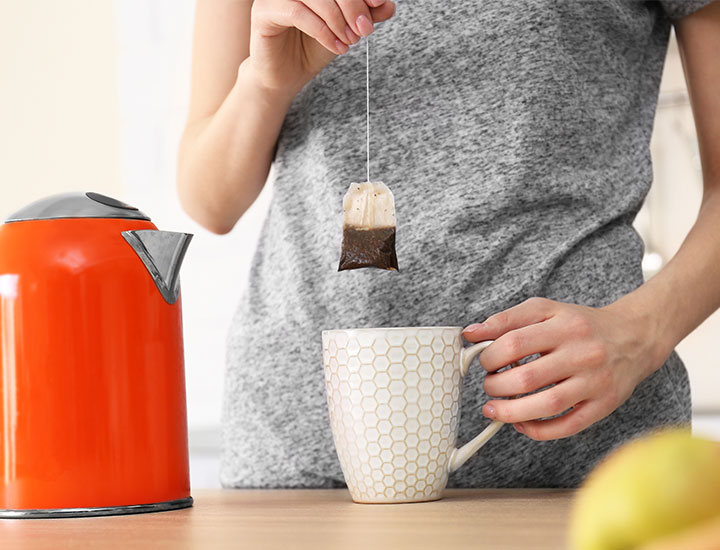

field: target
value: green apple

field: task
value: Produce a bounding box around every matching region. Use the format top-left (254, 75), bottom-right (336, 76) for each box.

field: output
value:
top-left (569, 428), bottom-right (720, 550)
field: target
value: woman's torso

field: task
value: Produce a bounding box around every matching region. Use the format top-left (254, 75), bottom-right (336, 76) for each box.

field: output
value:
top-left (221, 0), bottom-right (691, 488)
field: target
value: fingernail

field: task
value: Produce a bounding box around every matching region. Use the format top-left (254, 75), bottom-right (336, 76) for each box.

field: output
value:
top-left (356, 15), bottom-right (373, 36)
top-left (483, 405), bottom-right (496, 419)
top-left (462, 323), bottom-right (484, 334)
top-left (335, 39), bottom-right (349, 54)
top-left (514, 423), bottom-right (525, 434)
top-left (368, 0), bottom-right (385, 6)
top-left (345, 25), bottom-right (359, 44)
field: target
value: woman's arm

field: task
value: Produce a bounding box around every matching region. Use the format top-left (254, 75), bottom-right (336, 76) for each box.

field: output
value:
top-left (463, 0), bottom-right (720, 440)
top-left (177, 0), bottom-right (395, 234)
top-left (177, 0), bottom-right (266, 234)
top-left (644, 0), bottom-right (720, 341)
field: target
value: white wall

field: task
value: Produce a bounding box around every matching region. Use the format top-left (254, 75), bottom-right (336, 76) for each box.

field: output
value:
top-left (0, 1), bottom-right (122, 208)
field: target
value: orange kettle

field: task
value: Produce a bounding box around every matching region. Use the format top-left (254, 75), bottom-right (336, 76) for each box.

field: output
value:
top-left (0, 192), bottom-right (193, 517)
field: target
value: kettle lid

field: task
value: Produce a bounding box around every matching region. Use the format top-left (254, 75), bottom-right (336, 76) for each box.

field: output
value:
top-left (5, 192), bottom-right (151, 223)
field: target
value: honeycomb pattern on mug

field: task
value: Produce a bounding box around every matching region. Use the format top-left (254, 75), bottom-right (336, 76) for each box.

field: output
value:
top-left (323, 328), bottom-right (462, 503)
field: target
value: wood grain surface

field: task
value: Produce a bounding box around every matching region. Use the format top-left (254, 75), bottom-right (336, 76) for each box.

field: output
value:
top-left (0, 488), bottom-right (575, 550)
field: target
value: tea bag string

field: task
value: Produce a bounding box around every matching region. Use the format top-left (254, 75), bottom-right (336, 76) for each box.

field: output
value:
top-left (365, 36), bottom-right (370, 183)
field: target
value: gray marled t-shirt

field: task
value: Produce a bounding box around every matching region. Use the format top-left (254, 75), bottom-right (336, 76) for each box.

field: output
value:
top-left (221, 0), bottom-right (710, 488)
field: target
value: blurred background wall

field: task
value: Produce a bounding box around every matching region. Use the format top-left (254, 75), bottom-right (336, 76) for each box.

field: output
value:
top-left (1, 1), bottom-right (717, 488)
top-left (0, 1), bottom-right (123, 204)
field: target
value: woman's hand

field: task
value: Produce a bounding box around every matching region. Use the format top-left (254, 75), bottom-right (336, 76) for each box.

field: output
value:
top-left (462, 297), bottom-right (669, 441)
top-left (247, 0), bottom-right (396, 97)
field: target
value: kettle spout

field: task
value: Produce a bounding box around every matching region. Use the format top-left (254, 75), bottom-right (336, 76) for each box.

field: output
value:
top-left (121, 230), bottom-right (193, 304)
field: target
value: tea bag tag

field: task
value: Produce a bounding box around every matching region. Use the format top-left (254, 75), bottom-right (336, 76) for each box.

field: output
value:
top-left (338, 181), bottom-right (398, 272)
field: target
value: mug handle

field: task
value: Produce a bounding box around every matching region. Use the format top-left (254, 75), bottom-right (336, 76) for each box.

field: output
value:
top-left (448, 340), bottom-right (515, 473)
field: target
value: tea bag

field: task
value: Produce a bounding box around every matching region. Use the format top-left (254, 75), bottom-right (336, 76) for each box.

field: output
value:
top-left (338, 181), bottom-right (398, 271)
top-left (337, 38), bottom-right (399, 272)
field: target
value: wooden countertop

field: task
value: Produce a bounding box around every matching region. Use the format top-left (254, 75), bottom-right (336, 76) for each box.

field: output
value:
top-left (0, 488), bottom-right (575, 550)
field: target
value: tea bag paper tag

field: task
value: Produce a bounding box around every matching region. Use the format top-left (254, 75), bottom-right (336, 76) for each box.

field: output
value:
top-left (343, 182), bottom-right (395, 228)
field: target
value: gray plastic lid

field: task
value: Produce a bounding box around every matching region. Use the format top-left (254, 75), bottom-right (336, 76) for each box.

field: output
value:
top-left (5, 192), bottom-right (151, 223)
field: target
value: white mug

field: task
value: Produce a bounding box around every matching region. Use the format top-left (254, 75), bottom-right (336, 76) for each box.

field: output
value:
top-left (322, 326), bottom-right (510, 504)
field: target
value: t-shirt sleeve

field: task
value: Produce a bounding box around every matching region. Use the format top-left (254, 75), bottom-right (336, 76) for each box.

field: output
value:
top-left (658, 0), bottom-right (715, 20)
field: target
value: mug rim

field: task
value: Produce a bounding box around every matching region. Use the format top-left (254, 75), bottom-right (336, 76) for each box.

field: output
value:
top-left (322, 326), bottom-right (463, 336)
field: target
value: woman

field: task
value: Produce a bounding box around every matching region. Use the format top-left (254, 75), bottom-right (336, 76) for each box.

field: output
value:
top-left (178, 0), bottom-right (720, 488)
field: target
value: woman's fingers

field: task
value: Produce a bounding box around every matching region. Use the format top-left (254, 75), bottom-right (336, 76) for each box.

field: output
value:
top-left (514, 400), bottom-right (609, 441)
top-left (296, 0), bottom-right (395, 47)
top-left (463, 297), bottom-right (556, 342)
top-left (258, 0), bottom-right (396, 56)
top-left (483, 354), bottom-right (573, 398)
top-left (482, 378), bottom-right (587, 424)
top-left (303, 0), bottom-right (359, 45)
top-left (478, 318), bottom-right (561, 373)
top-left (277, 2), bottom-right (347, 54)
top-left (369, 0), bottom-right (395, 22)
top-left (337, 0), bottom-right (376, 36)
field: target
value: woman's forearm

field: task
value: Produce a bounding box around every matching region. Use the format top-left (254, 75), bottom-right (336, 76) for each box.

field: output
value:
top-left (608, 188), bottom-right (720, 370)
top-left (177, 59), bottom-right (296, 234)
top-left (607, 3), bottom-right (720, 372)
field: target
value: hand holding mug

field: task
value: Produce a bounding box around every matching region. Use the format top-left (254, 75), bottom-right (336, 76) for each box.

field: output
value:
top-left (464, 297), bottom-right (663, 441)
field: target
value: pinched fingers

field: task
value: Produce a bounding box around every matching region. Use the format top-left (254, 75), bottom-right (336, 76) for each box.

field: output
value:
top-left (368, 0), bottom-right (395, 23)
top-left (337, 0), bottom-right (377, 36)
top-left (303, 0), bottom-right (360, 45)
top-left (336, 0), bottom-right (395, 35)
top-left (256, 0), bottom-right (347, 54)
top-left (330, 0), bottom-right (395, 40)
top-left (255, 0), bottom-right (396, 56)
